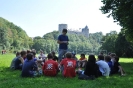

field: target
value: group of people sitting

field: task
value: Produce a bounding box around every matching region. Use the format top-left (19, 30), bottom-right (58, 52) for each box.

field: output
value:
top-left (10, 49), bottom-right (126, 79)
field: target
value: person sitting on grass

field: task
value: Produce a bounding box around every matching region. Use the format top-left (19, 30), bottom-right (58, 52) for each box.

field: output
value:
top-left (77, 55), bottom-right (99, 79)
top-left (21, 53), bottom-right (38, 77)
top-left (71, 52), bottom-right (78, 68)
top-left (110, 53), bottom-right (116, 66)
top-left (10, 52), bottom-right (21, 69)
top-left (30, 51), bottom-right (43, 75)
top-left (51, 51), bottom-right (58, 61)
top-left (104, 55), bottom-right (113, 74)
top-left (14, 51), bottom-right (26, 70)
top-left (96, 55), bottom-right (110, 77)
top-left (42, 53), bottom-right (59, 76)
top-left (60, 52), bottom-right (76, 78)
top-left (77, 54), bottom-right (87, 68)
top-left (38, 50), bottom-right (47, 62)
top-left (112, 56), bottom-right (126, 76)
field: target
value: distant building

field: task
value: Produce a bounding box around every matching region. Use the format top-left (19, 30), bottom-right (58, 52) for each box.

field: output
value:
top-left (58, 24), bottom-right (68, 34)
top-left (58, 24), bottom-right (89, 37)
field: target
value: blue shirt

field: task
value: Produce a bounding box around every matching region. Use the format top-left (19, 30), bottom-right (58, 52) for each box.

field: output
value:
top-left (58, 34), bottom-right (69, 50)
top-left (21, 60), bottom-right (37, 77)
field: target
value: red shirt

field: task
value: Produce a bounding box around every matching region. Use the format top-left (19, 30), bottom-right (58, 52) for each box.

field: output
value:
top-left (60, 58), bottom-right (76, 77)
top-left (42, 59), bottom-right (59, 76)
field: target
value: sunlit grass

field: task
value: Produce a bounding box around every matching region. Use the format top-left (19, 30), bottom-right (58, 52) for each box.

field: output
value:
top-left (0, 54), bottom-right (133, 88)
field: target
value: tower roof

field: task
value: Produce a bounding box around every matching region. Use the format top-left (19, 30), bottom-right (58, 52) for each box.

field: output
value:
top-left (85, 25), bottom-right (89, 30)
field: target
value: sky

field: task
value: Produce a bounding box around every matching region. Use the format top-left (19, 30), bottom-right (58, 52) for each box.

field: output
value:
top-left (0, 0), bottom-right (122, 37)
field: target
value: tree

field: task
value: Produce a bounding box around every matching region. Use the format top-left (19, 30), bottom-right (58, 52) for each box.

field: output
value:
top-left (100, 0), bottom-right (133, 42)
top-left (115, 31), bottom-right (133, 57)
top-left (100, 31), bottom-right (118, 53)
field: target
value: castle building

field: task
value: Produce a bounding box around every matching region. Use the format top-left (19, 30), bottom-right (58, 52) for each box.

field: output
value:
top-left (58, 24), bottom-right (89, 37)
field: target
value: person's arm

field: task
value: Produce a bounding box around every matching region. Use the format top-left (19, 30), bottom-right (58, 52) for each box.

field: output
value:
top-left (57, 40), bottom-right (66, 44)
top-left (19, 57), bottom-right (24, 64)
top-left (82, 58), bottom-right (87, 61)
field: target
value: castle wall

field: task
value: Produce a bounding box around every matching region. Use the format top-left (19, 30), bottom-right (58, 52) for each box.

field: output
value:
top-left (58, 24), bottom-right (89, 37)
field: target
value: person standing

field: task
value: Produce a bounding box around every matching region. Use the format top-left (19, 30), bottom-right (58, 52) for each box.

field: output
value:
top-left (57, 29), bottom-right (69, 63)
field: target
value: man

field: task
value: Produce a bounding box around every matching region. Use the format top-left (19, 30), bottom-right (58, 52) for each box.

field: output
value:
top-left (57, 29), bottom-right (69, 63)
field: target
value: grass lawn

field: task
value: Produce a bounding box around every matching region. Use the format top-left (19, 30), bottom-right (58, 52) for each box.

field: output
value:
top-left (0, 54), bottom-right (133, 88)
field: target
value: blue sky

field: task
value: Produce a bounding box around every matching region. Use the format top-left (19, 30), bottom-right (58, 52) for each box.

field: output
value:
top-left (0, 0), bottom-right (121, 37)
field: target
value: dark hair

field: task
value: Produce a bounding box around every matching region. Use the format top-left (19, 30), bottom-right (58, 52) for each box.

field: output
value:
top-left (27, 53), bottom-right (33, 60)
top-left (81, 54), bottom-right (85, 57)
top-left (108, 52), bottom-right (111, 55)
top-left (27, 50), bottom-right (31, 54)
top-left (21, 51), bottom-right (27, 56)
top-left (30, 51), bottom-right (36, 56)
top-left (88, 55), bottom-right (96, 63)
top-left (16, 52), bottom-right (20, 56)
top-left (51, 51), bottom-right (55, 55)
top-left (110, 53), bottom-right (116, 57)
top-left (105, 55), bottom-right (111, 62)
top-left (114, 56), bottom-right (119, 62)
top-left (65, 52), bottom-right (72, 58)
top-left (47, 53), bottom-right (53, 59)
top-left (98, 55), bottom-right (104, 60)
top-left (62, 29), bottom-right (67, 33)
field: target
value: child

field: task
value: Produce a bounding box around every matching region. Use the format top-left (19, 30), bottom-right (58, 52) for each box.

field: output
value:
top-left (60, 52), bottom-right (76, 78)
top-left (14, 51), bottom-right (26, 70)
top-left (78, 54), bottom-right (87, 68)
top-left (112, 56), bottom-right (126, 76)
top-left (104, 55), bottom-right (113, 74)
top-left (77, 55), bottom-right (99, 79)
top-left (96, 55), bottom-right (110, 76)
top-left (42, 53), bottom-right (59, 76)
top-left (21, 53), bottom-right (38, 77)
top-left (110, 53), bottom-right (116, 66)
top-left (10, 52), bottom-right (21, 69)
top-left (38, 50), bottom-right (47, 61)
top-left (51, 51), bottom-right (58, 61)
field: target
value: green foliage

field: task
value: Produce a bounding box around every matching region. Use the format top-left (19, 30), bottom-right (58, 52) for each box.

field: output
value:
top-left (32, 31), bottom-right (103, 54)
top-left (100, 31), bottom-right (133, 57)
top-left (100, 0), bottom-right (133, 42)
top-left (100, 31), bottom-right (118, 53)
top-left (0, 17), bottom-right (33, 51)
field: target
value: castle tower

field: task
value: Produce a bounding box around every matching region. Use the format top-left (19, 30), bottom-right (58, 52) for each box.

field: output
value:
top-left (82, 25), bottom-right (89, 37)
top-left (58, 24), bottom-right (68, 34)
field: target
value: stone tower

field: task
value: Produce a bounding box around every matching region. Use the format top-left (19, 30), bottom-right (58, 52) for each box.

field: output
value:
top-left (82, 25), bottom-right (89, 37)
top-left (58, 24), bottom-right (68, 34)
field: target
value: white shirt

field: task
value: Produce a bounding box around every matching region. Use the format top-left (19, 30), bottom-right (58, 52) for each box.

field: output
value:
top-left (96, 60), bottom-right (110, 76)
top-left (38, 53), bottom-right (47, 60)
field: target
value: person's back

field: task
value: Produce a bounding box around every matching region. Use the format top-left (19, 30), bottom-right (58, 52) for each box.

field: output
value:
top-left (10, 52), bottom-right (21, 69)
top-left (14, 57), bottom-right (22, 70)
top-left (43, 53), bottom-right (59, 76)
top-left (60, 52), bottom-right (76, 77)
top-left (105, 55), bottom-right (113, 73)
top-left (96, 55), bottom-right (110, 76)
top-left (84, 61), bottom-right (99, 77)
top-left (43, 60), bottom-right (58, 76)
top-left (21, 53), bottom-right (38, 77)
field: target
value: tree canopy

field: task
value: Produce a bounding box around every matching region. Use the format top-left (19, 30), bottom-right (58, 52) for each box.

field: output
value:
top-left (0, 17), bottom-right (33, 52)
top-left (100, 0), bottom-right (133, 42)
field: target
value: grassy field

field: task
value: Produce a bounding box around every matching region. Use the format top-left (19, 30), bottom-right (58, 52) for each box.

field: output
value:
top-left (0, 54), bottom-right (133, 88)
